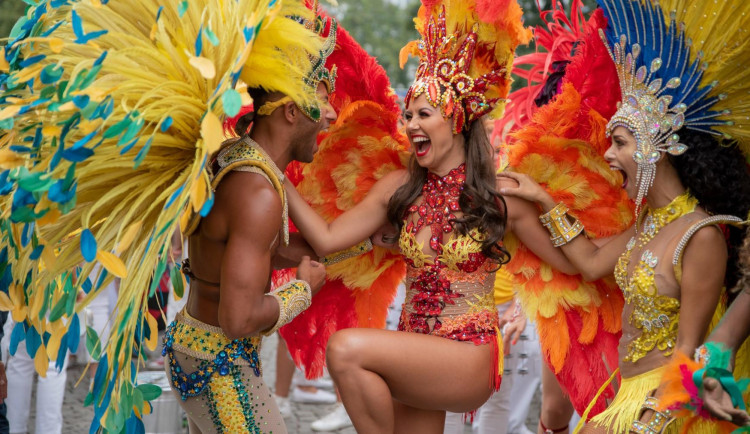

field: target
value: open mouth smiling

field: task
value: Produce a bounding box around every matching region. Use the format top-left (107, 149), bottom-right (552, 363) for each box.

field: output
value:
top-left (413, 135), bottom-right (431, 157)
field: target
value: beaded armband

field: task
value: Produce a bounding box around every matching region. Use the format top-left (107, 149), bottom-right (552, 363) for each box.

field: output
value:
top-left (630, 396), bottom-right (675, 434)
top-left (263, 279), bottom-right (312, 336)
top-left (319, 239), bottom-right (373, 266)
top-left (539, 203), bottom-right (584, 247)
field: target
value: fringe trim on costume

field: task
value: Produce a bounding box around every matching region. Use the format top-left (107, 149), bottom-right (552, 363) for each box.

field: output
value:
top-left (576, 368), bottom-right (674, 433)
top-left (576, 367), bottom-right (620, 431)
top-left (491, 327), bottom-right (504, 392)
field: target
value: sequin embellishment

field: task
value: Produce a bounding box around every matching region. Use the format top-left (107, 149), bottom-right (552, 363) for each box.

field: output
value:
top-left (614, 192), bottom-right (696, 362)
top-left (163, 313), bottom-right (263, 432)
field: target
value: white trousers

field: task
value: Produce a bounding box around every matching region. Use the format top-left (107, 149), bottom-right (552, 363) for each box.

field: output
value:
top-left (6, 339), bottom-right (68, 434)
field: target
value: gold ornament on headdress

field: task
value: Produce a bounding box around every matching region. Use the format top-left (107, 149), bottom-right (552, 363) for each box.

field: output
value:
top-left (404, 9), bottom-right (501, 134)
top-left (401, 3), bottom-right (530, 135)
top-left (256, 0), bottom-right (337, 121)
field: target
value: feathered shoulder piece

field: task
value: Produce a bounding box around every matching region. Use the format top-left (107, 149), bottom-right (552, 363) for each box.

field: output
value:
top-left (0, 0), bottom-right (322, 431)
top-left (274, 8), bottom-right (409, 378)
top-left (400, 0), bottom-right (531, 133)
top-left (497, 0), bottom-right (634, 418)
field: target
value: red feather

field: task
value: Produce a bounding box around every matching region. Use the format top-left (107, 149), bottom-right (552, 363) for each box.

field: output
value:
top-left (276, 9), bottom-right (408, 378)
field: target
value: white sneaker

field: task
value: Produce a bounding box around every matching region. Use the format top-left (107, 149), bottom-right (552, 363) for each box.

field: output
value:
top-left (291, 387), bottom-right (337, 404)
top-left (274, 395), bottom-right (292, 418)
top-left (292, 369), bottom-right (335, 390)
top-left (311, 404), bottom-right (353, 431)
top-left (293, 374), bottom-right (334, 390)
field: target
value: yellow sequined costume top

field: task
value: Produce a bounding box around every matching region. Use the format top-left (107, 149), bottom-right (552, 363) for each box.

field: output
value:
top-left (615, 193), bottom-right (697, 364)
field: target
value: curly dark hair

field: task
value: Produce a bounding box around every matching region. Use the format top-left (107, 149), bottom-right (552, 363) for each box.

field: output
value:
top-left (733, 227), bottom-right (750, 296)
top-left (386, 120), bottom-right (511, 267)
top-left (668, 129), bottom-right (750, 291)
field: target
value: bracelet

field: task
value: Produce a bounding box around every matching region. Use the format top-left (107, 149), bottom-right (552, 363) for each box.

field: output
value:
top-left (319, 239), bottom-right (373, 266)
top-left (263, 279), bottom-right (312, 336)
top-left (630, 396), bottom-right (675, 434)
top-left (694, 344), bottom-right (712, 365)
top-left (539, 203), bottom-right (584, 247)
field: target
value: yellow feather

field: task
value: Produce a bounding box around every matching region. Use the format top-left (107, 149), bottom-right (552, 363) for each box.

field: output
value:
top-left (0, 291), bottom-right (12, 311)
top-left (200, 112), bottom-right (224, 155)
top-left (115, 220), bottom-right (142, 255)
top-left (144, 313), bottom-right (159, 351)
top-left (96, 251), bottom-right (128, 278)
top-left (658, 0), bottom-right (750, 151)
top-left (34, 349), bottom-right (50, 377)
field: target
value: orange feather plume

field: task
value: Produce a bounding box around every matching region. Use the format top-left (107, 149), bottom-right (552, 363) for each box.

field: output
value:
top-left (276, 8), bottom-right (409, 378)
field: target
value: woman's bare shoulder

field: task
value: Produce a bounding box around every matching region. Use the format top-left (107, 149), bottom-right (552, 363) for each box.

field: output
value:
top-left (377, 169), bottom-right (410, 192)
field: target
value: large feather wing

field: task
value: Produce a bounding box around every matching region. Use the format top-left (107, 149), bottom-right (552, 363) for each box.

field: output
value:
top-left (0, 1), bottom-right (320, 431)
top-left (278, 19), bottom-right (409, 378)
top-left (500, 2), bottom-right (634, 417)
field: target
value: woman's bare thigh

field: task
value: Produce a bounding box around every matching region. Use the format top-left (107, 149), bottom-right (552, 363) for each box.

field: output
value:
top-left (329, 328), bottom-right (494, 412)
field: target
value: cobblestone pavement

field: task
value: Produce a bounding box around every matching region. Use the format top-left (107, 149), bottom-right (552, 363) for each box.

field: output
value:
top-left (36, 333), bottom-right (539, 433)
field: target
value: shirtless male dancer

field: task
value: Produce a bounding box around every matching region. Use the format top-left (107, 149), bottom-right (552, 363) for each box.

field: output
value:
top-left (162, 80), bottom-right (337, 433)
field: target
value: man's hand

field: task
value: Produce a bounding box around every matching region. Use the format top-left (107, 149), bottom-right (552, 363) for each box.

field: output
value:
top-left (702, 377), bottom-right (750, 426)
top-left (0, 361), bottom-right (7, 404)
top-left (296, 256), bottom-right (326, 295)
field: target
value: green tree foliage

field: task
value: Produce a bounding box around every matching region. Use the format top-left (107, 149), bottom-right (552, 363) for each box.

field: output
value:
top-left (327, 0), bottom-right (421, 92)
top-left (0, 0), bottom-right (28, 42)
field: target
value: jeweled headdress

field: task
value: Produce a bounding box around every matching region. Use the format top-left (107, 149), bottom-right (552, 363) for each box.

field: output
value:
top-left (401, 1), bottom-right (531, 134)
top-left (258, 0), bottom-right (337, 121)
top-left (599, 0), bottom-right (750, 215)
top-left (304, 0), bottom-right (337, 95)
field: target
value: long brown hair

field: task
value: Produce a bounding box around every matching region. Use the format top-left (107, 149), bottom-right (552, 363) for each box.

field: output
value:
top-left (386, 120), bottom-right (510, 266)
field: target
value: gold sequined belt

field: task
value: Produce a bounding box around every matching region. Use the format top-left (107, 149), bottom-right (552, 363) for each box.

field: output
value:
top-left (169, 310), bottom-right (262, 366)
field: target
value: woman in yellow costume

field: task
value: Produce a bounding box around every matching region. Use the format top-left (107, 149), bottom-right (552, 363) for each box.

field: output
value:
top-left (499, 0), bottom-right (750, 432)
top-left (0, 0), bottom-right (330, 432)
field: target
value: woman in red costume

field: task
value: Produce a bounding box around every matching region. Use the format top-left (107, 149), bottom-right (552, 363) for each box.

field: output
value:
top-left (282, 1), bottom-right (585, 431)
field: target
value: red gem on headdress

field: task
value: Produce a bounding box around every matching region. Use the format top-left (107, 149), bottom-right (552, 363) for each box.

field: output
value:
top-left (444, 94), bottom-right (454, 116)
top-left (428, 82), bottom-right (438, 104)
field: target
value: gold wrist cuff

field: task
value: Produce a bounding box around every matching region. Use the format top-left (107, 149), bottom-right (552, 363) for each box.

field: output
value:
top-left (539, 203), bottom-right (584, 247)
top-left (630, 396), bottom-right (675, 434)
top-left (319, 239), bottom-right (373, 266)
top-left (263, 279), bottom-right (312, 336)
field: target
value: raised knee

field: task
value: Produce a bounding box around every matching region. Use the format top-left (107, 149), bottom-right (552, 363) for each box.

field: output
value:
top-left (326, 329), bottom-right (363, 376)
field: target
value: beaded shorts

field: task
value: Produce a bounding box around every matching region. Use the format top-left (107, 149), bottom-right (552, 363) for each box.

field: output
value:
top-left (162, 311), bottom-right (286, 433)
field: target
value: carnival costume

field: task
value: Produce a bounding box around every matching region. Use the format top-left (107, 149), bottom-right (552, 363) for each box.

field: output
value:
top-left (387, 0), bottom-right (530, 392)
top-left (0, 0), bottom-right (331, 431)
top-left (498, 0), bottom-right (750, 432)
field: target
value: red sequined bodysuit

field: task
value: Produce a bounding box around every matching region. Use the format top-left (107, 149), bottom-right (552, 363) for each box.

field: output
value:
top-left (398, 164), bottom-right (502, 388)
